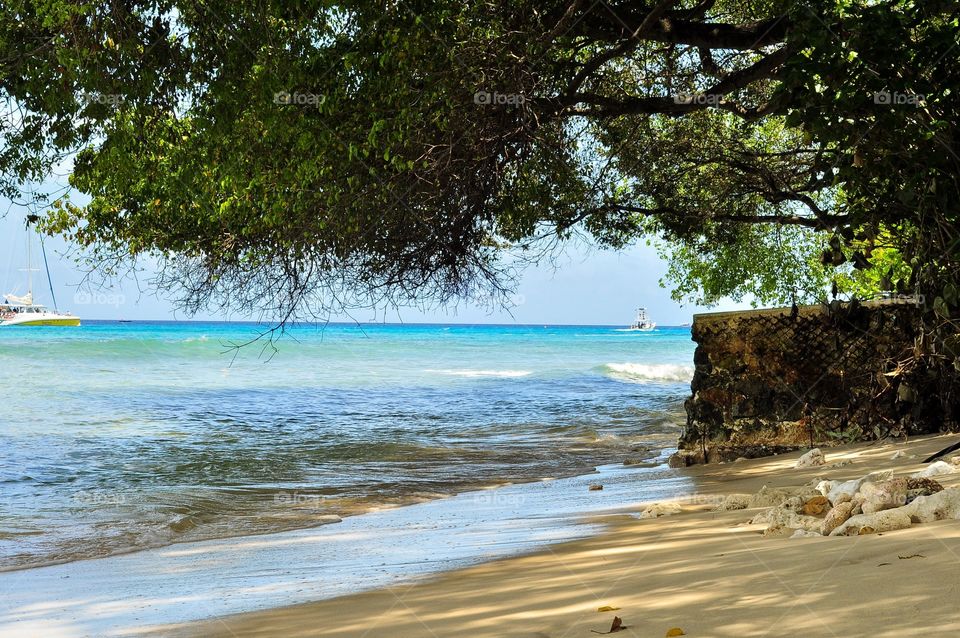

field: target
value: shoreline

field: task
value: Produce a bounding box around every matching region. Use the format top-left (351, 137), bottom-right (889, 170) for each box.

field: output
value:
top-left (7, 434), bottom-right (960, 637)
top-left (0, 440), bottom-right (676, 575)
top-left (0, 451), bottom-right (693, 637)
top-left (174, 434), bottom-right (960, 638)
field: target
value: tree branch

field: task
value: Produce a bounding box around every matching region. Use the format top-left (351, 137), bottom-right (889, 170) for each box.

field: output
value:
top-left (601, 204), bottom-right (846, 229)
top-left (548, 46), bottom-right (789, 119)
top-left (569, 11), bottom-right (790, 50)
top-left (630, 0), bottom-right (679, 38)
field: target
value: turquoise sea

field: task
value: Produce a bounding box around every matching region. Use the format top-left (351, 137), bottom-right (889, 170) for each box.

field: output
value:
top-left (0, 321), bottom-right (694, 570)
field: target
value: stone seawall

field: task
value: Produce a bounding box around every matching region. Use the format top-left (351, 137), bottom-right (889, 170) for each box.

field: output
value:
top-left (672, 299), bottom-right (949, 466)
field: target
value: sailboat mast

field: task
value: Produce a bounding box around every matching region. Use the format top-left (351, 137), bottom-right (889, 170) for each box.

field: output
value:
top-left (40, 235), bottom-right (59, 312)
top-left (26, 229), bottom-right (32, 298)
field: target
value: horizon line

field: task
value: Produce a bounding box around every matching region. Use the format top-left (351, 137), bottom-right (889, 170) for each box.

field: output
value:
top-left (73, 318), bottom-right (694, 328)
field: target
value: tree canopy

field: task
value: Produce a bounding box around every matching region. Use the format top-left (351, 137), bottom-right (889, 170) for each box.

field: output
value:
top-left (1, 0), bottom-right (957, 320)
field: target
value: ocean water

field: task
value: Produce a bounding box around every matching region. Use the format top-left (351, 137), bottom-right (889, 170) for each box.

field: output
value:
top-left (0, 321), bottom-right (694, 570)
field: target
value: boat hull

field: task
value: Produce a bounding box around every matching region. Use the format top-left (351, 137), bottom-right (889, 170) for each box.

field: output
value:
top-left (1, 315), bottom-right (81, 327)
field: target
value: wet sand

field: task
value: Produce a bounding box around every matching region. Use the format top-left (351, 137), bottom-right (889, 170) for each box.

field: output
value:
top-left (174, 434), bottom-right (960, 638)
top-left (0, 457), bottom-right (692, 637)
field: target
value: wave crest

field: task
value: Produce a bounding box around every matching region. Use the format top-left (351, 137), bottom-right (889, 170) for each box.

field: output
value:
top-left (426, 369), bottom-right (533, 378)
top-left (601, 362), bottom-right (693, 383)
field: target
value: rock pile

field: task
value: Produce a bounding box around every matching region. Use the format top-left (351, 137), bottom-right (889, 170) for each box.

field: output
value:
top-left (728, 460), bottom-right (960, 538)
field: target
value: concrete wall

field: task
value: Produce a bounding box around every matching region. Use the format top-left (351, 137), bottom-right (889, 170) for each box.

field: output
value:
top-left (672, 299), bottom-right (938, 466)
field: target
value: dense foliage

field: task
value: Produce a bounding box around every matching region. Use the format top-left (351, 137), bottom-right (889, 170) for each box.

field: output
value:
top-left (0, 1), bottom-right (957, 324)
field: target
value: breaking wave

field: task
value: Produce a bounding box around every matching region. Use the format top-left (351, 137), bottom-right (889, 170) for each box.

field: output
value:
top-left (425, 369), bottom-right (534, 378)
top-left (601, 362), bottom-right (694, 383)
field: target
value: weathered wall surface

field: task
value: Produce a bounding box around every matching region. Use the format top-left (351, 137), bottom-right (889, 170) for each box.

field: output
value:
top-left (673, 299), bottom-right (947, 466)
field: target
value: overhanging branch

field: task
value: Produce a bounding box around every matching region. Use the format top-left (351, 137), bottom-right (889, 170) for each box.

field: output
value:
top-left (547, 46), bottom-right (789, 119)
top-left (568, 10), bottom-right (790, 50)
top-left (600, 204), bottom-right (847, 229)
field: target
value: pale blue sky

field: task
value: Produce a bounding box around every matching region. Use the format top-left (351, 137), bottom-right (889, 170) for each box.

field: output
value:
top-left (1, 194), bottom-right (746, 325)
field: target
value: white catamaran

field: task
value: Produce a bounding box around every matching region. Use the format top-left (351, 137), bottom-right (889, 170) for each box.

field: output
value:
top-left (628, 307), bottom-right (656, 331)
top-left (1, 225), bottom-right (80, 327)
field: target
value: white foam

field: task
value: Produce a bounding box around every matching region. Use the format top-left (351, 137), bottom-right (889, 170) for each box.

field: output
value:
top-left (602, 362), bottom-right (694, 383)
top-left (0, 464), bottom-right (693, 636)
top-left (425, 369), bottom-right (533, 378)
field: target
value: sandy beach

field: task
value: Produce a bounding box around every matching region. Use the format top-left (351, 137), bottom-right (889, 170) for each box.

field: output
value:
top-left (174, 434), bottom-right (960, 638)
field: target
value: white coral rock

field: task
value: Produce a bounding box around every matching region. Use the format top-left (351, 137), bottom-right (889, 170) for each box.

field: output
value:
top-left (713, 494), bottom-right (751, 511)
top-left (816, 480), bottom-right (837, 497)
top-left (903, 487), bottom-right (960, 523)
top-left (829, 508), bottom-right (912, 536)
top-left (748, 486), bottom-right (793, 508)
top-left (913, 461), bottom-right (955, 478)
top-left (820, 501), bottom-right (855, 536)
top-left (826, 471), bottom-right (894, 505)
top-left (638, 501), bottom-right (682, 519)
top-left (790, 529), bottom-right (822, 538)
top-left (753, 506), bottom-right (823, 534)
top-left (859, 478), bottom-right (909, 514)
top-left (796, 448), bottom-right (826, 469)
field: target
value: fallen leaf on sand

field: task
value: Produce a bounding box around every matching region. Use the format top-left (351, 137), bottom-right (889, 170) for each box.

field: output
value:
top-left (666, 629), bottom-right (686, 637)
top-left (597, 606), bottom-right (621, 612)
top-left (590, 616), bottom-right (627, 634)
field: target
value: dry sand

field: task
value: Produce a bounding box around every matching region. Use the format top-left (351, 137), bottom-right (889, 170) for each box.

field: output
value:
top-left (175, 434), bottom-right (960, 638)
